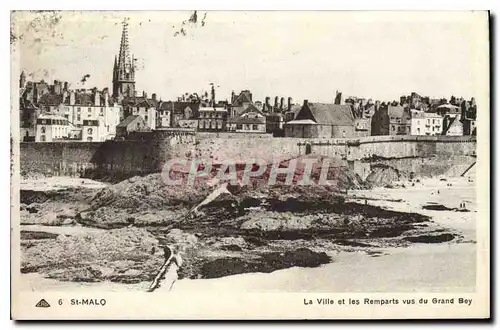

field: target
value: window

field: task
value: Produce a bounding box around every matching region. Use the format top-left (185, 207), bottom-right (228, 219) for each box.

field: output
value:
top-left (252, 124), bottom-right (258, 130)
top-left (236, 124), bottom-right (242, 130)
top-left (137, 122), bottom-right (141, 129)
top-left (87, 137), bottom-right (93, 142)
top-left (427, 119), bottom-right (430, 125)
top-left (88, 108), bottom-right (92, 112)
top-left (391, 125), bottom-right (395, 131)
top-left (417, 128), bottom-right (420, 134)
top-left (100, 108), bottom-right (104, 116)
top-left (417, 120), bottom-right (420, 125)
top-left (432, 119), bottom-right (435, 124)
top-left (40, 135), bottom-right (45, 142)
top-left (145, 115), bottom-right (148, 122)
top-left (88, 113), bottom-right (91, 118)
top-left (87, 128), bottom-right (93, 135)
top-left (77, 107), bottom-right (81, 112)
top-left (41, 127), bottom-right (46, 134)
top-left (77, 115), bottom-right (81, 121)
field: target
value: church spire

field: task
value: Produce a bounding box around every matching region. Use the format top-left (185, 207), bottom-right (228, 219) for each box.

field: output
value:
top-left (112, 17), bottom-right (135, 99)
top-left (118, 18), bottom-right (131, 70)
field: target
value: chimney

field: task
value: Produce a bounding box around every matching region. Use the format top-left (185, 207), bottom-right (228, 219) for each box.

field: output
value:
top-left (103, 89), bottom-right (109, 107)
top-left (94, 89), bottom-right (101, 107)
top-left (152, 93), bottom-right (157, 101)
top-left (70, 91), bottom-right (75, 106)
top-left (303, 99), bottom-right (308, 106)
top-left (63, 81), bottom-right (69, 91)
top-left (280, 97), bottom-right (285, 110)
top-left (375, 100), bottom-right (380, 109)
top-left (287, 97), bottom-right (292, 111)
top-left (334, 91), bottom-right (343, 105)
top-left (19, 71), bottom-right (26, 88)
top-left (274, 96), bottom-right (279, 110)
top-left (231, 91), bottom-right (235, 103)
top-left (142, 91), bottom-right (147, 98)
top-left (265, 97), bottom-right (271, 109)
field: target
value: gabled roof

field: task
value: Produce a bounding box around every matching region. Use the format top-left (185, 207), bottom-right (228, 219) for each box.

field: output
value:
top-left (231, 91), bottom-right (252, 107)
top-left (295, 103), bottom-right (354, 126)
top-left (117, 115), bottom-right (143, 128)
top-left (444, 116), bottom-right (462, 134)
top-left (238, 103), bottom-right (264, 117)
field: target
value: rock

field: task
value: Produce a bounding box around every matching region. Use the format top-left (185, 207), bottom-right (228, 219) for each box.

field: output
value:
top-left (75, 208), bottom-right (179, 229)
top-left (56, 207), bottom-right (77, 219)
top-left (21, 227), bottom-right (165, 283)
top-left (405, 233), bottom-right (455, 243)
top-left (198, 248), bottom-right (331, 279)
top-left (21, 231), bottom-right (59, 240)
top-left (422, 204), bottom-right (453, 211)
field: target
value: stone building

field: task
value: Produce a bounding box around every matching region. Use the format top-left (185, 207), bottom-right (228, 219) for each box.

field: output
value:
top-left (49, 89), bottom-right (121, 141)
top-left (35, 113), bottom-right (70, 142)
top-left (284, 100), bottom-right (357, 138)
top-left (227, 103), bottom-right (266, 133)
top-left (371, 104), bottom-right (411, 136)
top-left (166, 101), bottom-right (200, 128)
top-left (121, 92), bottom-right (158, 130)
top-left (410, 110), bottom-right (443, 136)
top-left (198, 106), bottom-right (227, 132)
top-left (229, 90), bottom-right (253, 118)
top-left (116, 115), bottom-right (148, 139)
top-left (265, 113), bottom-right (285, 136)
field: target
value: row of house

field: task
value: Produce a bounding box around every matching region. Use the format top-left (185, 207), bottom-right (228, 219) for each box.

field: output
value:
top-left (20, 70), bottom-right (477, 142)
top-left (282, 97), bottom-right (477, 139)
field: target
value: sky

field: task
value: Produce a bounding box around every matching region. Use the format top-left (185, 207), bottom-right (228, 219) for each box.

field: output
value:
top-left (11, 11), bottom-right (489, 103)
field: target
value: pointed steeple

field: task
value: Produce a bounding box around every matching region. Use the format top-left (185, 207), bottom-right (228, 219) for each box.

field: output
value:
top-left (112, 17), bottom-right (136, 99)
top-left (118, 18), bottom-right (131, 71)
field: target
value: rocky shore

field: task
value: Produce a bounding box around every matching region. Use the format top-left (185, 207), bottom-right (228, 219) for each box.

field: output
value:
top-left (19, 158), bottom-right (472, 289)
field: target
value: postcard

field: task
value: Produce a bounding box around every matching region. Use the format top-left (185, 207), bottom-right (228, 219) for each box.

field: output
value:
top-left (10, 10), bottom-right (490, 320)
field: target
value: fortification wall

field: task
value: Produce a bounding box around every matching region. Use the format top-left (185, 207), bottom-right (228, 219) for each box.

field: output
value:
top-left (195, 133), bottom-right (303, 162)
top-left (20, 142), bottom-right (102, 177)
top-left (19, 134), bottom-right (477, 181)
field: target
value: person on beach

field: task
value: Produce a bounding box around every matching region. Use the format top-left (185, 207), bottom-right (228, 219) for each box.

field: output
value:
top-left (147, 245), bottom-right (184, 292)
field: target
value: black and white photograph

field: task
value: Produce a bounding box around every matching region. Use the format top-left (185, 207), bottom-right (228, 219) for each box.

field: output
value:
top-left (10, 10), bottom-right (490, 320)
